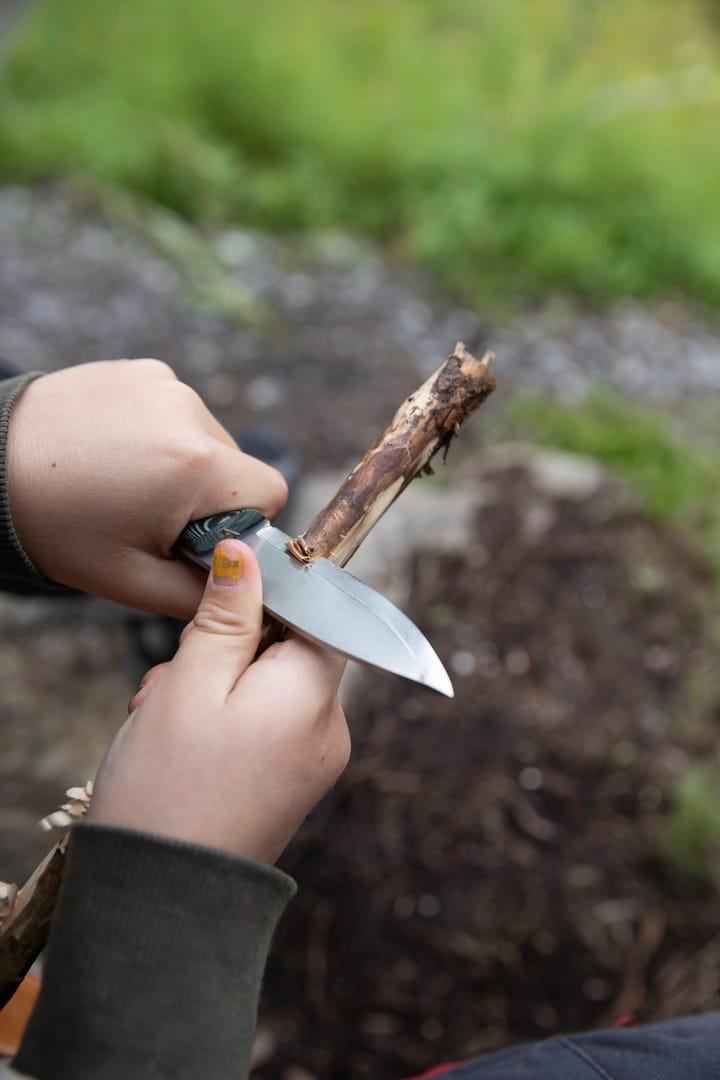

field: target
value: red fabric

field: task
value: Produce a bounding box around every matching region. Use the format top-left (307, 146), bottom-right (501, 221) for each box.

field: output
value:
top-left (405, 1015), bottom-right (634, 1077)
top-left (405, 1063), bottom-right (464, 1079)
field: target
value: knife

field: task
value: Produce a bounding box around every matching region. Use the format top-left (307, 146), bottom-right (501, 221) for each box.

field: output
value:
top-left (177, 509), bottom-right (454, 697)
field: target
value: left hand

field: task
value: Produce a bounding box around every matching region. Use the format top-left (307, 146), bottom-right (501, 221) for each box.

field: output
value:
top-left (89, 539), bottom-right (350, 863)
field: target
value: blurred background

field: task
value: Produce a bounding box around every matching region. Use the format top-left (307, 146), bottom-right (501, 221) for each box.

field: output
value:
top-left (1, 1), bottom-right (720, 1076)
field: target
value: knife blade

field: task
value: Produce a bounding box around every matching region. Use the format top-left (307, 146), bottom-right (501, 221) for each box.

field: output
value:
top-left (177, 509), bottom-right (454, 697)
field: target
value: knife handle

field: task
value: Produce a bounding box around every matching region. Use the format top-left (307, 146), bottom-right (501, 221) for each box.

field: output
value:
top-left (176, 508), bottom-right (266, 564)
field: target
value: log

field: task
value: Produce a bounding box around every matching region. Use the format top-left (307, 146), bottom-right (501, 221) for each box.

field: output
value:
top-left (0, 341), bottom-right (495, 1006)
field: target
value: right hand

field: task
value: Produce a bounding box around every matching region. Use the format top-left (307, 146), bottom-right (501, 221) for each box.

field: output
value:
top-left (88, 539), bottom-right (350, 864)
top-left (8, 360), bottom-right (288, 617)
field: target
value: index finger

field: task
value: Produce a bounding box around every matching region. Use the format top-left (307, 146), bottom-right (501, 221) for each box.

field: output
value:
top-left (191, 440), bottom-right (288, 524)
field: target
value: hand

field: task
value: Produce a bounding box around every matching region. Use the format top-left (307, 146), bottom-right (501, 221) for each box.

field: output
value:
top-left (88, 539), bottom-right (350, 863)
top-left (7, 360), bottom-right (287, 617)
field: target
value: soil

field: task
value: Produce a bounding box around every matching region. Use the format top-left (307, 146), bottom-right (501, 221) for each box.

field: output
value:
top-left (253, 462), bottom-right (720, 1079)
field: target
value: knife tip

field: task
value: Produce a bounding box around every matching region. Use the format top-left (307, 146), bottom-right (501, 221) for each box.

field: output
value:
top-left (424, 662), bottom-right (455, 698)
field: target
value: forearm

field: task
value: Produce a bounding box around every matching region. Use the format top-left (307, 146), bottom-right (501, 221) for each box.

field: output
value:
top-left (14, 823), bottom-right (296, 1080)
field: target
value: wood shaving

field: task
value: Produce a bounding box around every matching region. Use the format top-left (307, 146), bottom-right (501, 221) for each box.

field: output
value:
top-left (38, 780), bottom-right (94, 832)
top-left (0, 881), bottom-right (18, 928)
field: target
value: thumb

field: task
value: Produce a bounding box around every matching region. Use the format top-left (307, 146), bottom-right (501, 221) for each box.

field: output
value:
top-left (176, 539), bottom-right (264, 690)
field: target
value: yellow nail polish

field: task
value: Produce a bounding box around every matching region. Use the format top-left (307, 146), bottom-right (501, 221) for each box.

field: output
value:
top-left (212, 548), bottom-right (244, 586)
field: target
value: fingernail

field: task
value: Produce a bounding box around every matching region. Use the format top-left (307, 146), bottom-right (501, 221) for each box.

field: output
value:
top-left (212, 547), bottom-right (244, 587)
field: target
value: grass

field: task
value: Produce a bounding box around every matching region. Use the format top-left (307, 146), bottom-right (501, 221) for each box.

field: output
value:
top-left (1, 0), bottom-right (720, 309)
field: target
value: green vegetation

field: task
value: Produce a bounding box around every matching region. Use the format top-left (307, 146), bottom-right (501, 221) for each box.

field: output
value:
top-left (2, 0), bottom-right (720, 308)
top-left (659, 763), bottom-right (720, 885)
top-left (508, 391), bottom-right (720, 578)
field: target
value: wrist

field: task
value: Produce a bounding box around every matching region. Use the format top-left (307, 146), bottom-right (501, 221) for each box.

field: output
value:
top-left (0, 372), bottom-right (53, 587)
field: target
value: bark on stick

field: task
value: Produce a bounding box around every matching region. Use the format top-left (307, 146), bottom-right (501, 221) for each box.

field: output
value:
top-left (0, 341), bottom-right (495, 1006)
top-left (287, 342), bottom-right (495, 568)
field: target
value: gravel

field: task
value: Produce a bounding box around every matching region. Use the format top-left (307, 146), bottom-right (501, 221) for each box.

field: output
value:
top-left (1, 184), bottom-right (720, 434)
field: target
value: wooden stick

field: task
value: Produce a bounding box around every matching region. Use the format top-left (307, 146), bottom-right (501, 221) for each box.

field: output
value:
top-left (0, 834), bottom-right (68, 1010)
top-left (287, 343), bottom-right (495, 567)
top-left (0, 341), bottom-right (495, 1006)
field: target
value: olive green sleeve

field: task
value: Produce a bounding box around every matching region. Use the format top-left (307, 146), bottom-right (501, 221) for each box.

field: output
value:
top-left (0, 373), bottom-right (72, 594)
top-left (14, 823), bottom-right (296, 1079)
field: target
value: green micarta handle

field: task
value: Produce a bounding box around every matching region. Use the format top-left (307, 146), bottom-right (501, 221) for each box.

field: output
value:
top-left (176, 508), bottom-right (266, 562)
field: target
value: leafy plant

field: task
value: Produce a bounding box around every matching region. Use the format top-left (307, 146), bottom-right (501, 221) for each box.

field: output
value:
top-left (1, 0), bottom-right (720, 308)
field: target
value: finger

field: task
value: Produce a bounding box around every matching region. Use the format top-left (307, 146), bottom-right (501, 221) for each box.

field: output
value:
top-left (244, 635), bottom-right (347, 710)
top-left (98, 553), bottom-right (207, 620)
top-left (257, 633), bottom-right (347, 684)
top-left (192, 441), bottom-right (288, 523)
top-left (176, 539), bottom-right (263, 690)
top-left (128, 662), bottom-right (171, 713)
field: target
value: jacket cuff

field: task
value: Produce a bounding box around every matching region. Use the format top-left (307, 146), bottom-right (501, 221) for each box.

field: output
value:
top-left (15, 823), bottom-right (296, 1079)
top-left (0, 374), bottom-right (73, 594)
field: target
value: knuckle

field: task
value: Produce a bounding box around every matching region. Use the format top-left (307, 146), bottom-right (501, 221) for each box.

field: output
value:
top-left (193, 604), bottom-right (260, 640)
top-left (134, 357), bottom-right (177, 380)
top-left (174, 436), bottom-right (215, 479)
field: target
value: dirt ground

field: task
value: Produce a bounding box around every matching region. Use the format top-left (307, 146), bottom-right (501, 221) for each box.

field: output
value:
top-left (253, 460), bottom-right (720, 1079)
